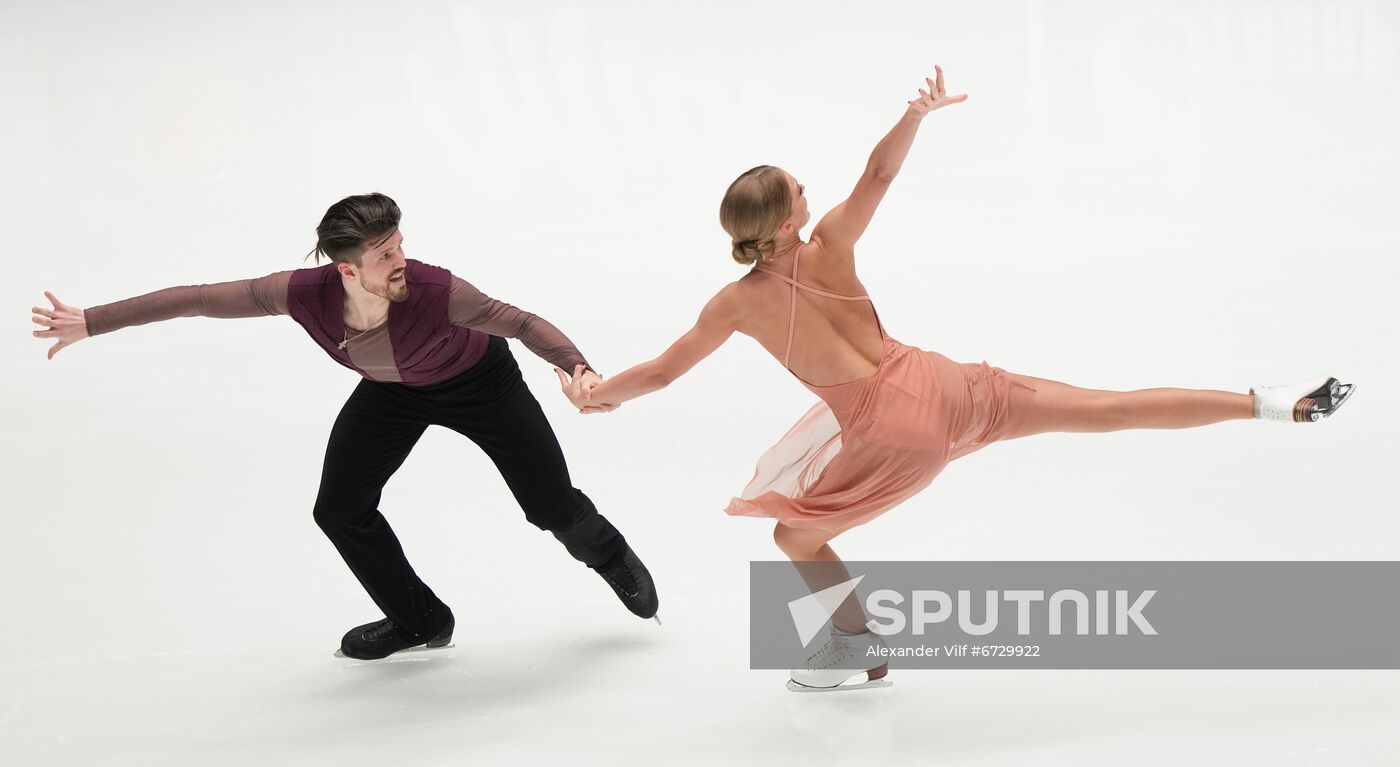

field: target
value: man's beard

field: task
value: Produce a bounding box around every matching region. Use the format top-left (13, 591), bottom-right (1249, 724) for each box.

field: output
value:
top-left (365, 273), bottom-right (410, 302)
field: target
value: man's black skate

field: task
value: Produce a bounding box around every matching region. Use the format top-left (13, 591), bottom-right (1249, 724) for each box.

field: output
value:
top-left (593, 543), bottom-right (659, 620)
top-left (335, 610), bottom-right (455, 660)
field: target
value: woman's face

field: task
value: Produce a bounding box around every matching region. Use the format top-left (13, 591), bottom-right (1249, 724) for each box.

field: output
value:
top-left (783, 170), bottom-right (810, 233)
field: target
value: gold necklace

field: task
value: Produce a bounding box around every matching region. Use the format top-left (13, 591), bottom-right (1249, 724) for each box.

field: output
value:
top-left (339, 316), bottom-right (388, 350)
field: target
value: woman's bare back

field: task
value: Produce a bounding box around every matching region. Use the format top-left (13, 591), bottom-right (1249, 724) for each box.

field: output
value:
top-left (732, 244), bottom-right (886, 388)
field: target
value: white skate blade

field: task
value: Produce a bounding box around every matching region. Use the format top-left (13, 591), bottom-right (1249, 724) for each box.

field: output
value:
top-left (333, 642), bottom-right (455, 660)
top-left (1301, 379), bottom-right (1356, 421)
top-left (787, 677), bottom-right (893, 693)
top-left (1318, 382), bottom-right (1356, 420)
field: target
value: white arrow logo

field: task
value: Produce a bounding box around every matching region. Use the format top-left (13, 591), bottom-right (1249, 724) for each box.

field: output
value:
top-left (787, 575), bottom-right (865, 647)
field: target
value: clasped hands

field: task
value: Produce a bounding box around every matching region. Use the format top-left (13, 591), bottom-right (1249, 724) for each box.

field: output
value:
top-left (554, 364), bottom-right (619, 414)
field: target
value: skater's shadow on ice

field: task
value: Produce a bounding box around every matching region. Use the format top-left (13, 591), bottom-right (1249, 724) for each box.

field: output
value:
top-left (300, 630), bottom-right (658, 718)
top-left (784, 690), bottom-right (896, 761)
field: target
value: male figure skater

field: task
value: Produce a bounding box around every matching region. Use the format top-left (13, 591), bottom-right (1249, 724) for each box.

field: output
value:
top-left (30, 193), bottom-right (658, 660)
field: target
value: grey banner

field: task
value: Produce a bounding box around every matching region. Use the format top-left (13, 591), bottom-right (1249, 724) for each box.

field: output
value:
top-left (749, 561), bottom-right (1400, 669)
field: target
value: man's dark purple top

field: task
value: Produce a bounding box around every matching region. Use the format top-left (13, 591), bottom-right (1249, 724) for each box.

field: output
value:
top-left (84, 259), bottom-right (589, 386)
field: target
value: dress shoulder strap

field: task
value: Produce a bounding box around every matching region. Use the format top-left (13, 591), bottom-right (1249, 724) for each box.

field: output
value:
top-left (752, 245), bottom-right (875, 369)
top-left (750, 246), bottom-right (891, 382)
top-left (752, 252), bottom-right (799, 368)
top-left (751, 261), bottom-right (872, 303)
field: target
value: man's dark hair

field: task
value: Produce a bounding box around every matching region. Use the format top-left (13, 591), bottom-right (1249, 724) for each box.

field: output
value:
top-left (308, 193), bottom-right (402, 265)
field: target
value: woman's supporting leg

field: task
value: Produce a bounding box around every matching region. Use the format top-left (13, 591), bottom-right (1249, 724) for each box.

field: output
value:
top-left (773, 523), bottom-right (868, 634)
top-left (1004, 373), bottom-right (1254, 440)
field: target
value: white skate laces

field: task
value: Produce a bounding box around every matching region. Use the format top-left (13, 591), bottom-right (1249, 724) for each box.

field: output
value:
top-left (787, 627), bottom-right (893, 692)
top-left (1250, 376), bottom-right (1356, 422)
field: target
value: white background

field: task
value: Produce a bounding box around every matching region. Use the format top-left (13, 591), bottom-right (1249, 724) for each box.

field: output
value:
top-left (2, 1), bottom-right (1397, 764)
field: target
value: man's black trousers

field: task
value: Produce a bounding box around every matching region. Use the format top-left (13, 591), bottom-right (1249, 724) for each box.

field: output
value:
top-left (312, 336), bottom-right (624, 641)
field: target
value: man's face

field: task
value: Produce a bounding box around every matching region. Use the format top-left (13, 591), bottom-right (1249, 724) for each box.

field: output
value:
top-left (355, 229), bottom-right (408, 302)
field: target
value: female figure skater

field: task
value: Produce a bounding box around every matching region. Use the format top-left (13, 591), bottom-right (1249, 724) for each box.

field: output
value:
top-left (556, 67), bottom-right (1353, 691)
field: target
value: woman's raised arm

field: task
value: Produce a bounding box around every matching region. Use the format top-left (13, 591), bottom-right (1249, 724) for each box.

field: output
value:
top-left (809, 67), bottom-right (966, 259)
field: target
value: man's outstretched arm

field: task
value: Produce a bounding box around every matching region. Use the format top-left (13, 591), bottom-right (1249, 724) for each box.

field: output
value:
top-left (31, 272), bottom-right (294, 359)
top-left (447, 276), bottom-right (590, 373)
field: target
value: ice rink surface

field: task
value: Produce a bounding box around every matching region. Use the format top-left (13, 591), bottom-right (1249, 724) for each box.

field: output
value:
top-left (3, 1), bottom-right (1397, 764)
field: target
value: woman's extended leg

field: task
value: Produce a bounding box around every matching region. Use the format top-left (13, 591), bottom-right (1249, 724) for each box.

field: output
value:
top-left (1003, 373), bottom-right (1254, 440)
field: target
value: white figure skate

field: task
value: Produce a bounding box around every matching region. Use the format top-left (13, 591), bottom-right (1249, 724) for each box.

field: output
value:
top-left (1251, 376), bottom-right (1355, 422)
top-left (787, 629), bottom-right (893, 693)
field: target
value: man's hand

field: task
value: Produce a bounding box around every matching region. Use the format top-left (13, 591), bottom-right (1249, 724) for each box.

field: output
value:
top-left (31, 291), bottom-right (88, 360)
top-left (555, 364), bottom-right (621, 414)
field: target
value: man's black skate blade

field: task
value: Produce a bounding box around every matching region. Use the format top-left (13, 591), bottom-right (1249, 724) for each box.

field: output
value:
top-left (332, 642), bottom-right (456, 660)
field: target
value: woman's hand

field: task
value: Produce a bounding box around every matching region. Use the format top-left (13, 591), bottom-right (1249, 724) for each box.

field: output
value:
top-left (577, 370), bottom-right (621, 413)
top-left (31, 291), bottom-right (88, 360)
top-left (906, 65), bottom-right (966, 118)
top-left (577, 388), bottom-right (622, 412)
top-left (555, 365), bottom-right (621, 414)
